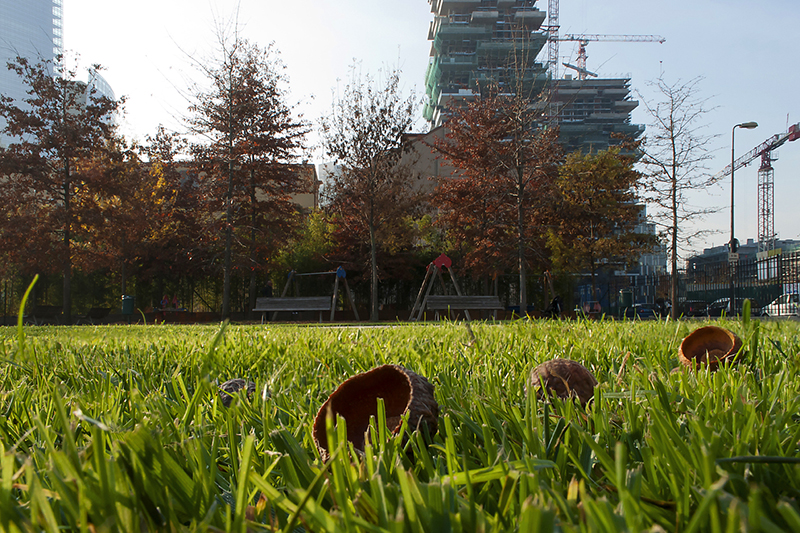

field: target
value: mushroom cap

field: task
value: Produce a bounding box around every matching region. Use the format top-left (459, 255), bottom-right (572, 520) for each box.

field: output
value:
top-left (678, 326), bottom-right (742, 372)
top-left (312, 364), bottom-right (438, 460)
top-left (219, 378), bottom-right (256, 407)
top-left (528, 358), bottom-right (598, 405)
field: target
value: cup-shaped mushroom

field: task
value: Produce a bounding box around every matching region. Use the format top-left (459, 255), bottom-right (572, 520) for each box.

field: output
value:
top-left (678, 326), bottom-right (742, 371)
top-left (528, 358), bottom-right (598, 406)
top-left (313, 365), bottom-right (438, 460)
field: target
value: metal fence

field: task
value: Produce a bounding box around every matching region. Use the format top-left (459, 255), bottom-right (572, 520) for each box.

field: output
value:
top-left (573, 250), bottom-right (800, 316)
top-left (685, 249), bottom-right (800, 312)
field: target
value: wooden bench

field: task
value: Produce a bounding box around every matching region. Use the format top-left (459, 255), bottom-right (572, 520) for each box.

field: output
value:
top-left (76, 307), bottom-right (112, 325)
top-left (424, 295), bottom-right (504, 320)
top-left (25, 305), bottom-right (62, 325)
top-left (253, 296), bottom-right (332, 322)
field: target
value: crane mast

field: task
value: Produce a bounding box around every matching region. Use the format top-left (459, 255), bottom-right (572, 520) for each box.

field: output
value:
top-left (545, 0), bottom-right (560, 78)
top-left (758, 151), bottom-right (776, 252)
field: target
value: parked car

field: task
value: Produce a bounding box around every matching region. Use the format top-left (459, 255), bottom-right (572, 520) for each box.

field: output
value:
top-left (762, 293), bottom-right (800, 317)
top-left (623, 303), bottom-right (659, 319)
top-left (634, 303), bottom-right (660, 319)
top-left (706, 297), bottom-right (762, 317)
top-left (679, 300), bottom-right (709, 317)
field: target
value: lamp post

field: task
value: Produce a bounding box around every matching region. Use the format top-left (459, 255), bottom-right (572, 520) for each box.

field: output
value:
top-left (730, 121), bottom-right (758, 312)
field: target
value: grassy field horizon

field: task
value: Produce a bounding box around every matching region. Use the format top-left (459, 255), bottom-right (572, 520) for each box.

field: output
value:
top-left (1, 318), bottom-right (799, 531)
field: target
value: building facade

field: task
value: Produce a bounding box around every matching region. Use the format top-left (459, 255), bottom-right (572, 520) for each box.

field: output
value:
top-left (424, 0), bottom-right (548, 128)
top-left (551, 76), bottom-right (643, 153)
top-left (0, 0), bottom-right (63, 146)
top-left (423, 0), bottom-right (643, 153)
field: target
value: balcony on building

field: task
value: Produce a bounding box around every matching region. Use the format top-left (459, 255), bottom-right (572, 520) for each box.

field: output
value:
top-left (471, 10), bottom-right (499, 24)
top-left (435, 55), bottom-right (479, 71)
top-left (437, 88), bottom-right (477, 107)
top-left (513, 8), bottom-right (545, 30)
top-left (432, 23), bottom-right (491, 50)
top-left (430, 0), bottom-right (482, 16)
top-left (613, 99), bottom-right (638, 113)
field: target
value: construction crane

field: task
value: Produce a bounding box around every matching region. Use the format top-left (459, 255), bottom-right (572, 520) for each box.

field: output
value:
top-left (558, 34), bottom-right (666, 80)
top-left (714, 123), bottom-right (800, 252)
top-left (545, 0), bottom-right (559, 76)
top-left (542, 0), bottom-right (665, 80)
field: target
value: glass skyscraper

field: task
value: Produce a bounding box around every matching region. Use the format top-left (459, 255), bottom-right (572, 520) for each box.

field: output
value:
top-left (0, 0), bottom-right (63, 146)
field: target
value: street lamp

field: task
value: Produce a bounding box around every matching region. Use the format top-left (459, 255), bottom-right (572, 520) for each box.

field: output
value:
top-left (730, 121), bottom-right (758, 312)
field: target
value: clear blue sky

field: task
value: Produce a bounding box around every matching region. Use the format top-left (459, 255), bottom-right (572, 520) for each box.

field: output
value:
top-left (65, 0), bottom-right (800, 254)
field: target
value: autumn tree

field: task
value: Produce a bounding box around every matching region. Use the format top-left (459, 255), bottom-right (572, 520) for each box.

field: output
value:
top-left (319, 65), bottom-right (421, 322)
top-left (74, 136), bottom-right (143, 293)
top-left (0, 56), bottom-right (121, 322)
top-left (136, 126), bottom-right (207, 284)
top-left (276, 210), bottom-right (334, 275)
top-left (78, 126), bottom-right (203, 299)
top-left (546, 147), bottom-right (656, 300)
top-left (188, 31), bottom-right (307, 318)
top-left (434, 91), bottom-right (562, 313)
top-left (637, 76), bottom-right (717, 318)
top-left (429, 151), bottom-right (516, 289)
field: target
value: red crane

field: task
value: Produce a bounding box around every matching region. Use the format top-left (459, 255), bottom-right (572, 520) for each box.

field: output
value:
top-left (714, 123), bottom-right (800, 252)
top-left (542, 0), bottom-right (665, 80)
top-left (557, 34), bottom-right (666, 80)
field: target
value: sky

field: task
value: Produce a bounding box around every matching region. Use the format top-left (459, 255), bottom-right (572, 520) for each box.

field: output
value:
top-left (63, 0), bottom-right (800, 255)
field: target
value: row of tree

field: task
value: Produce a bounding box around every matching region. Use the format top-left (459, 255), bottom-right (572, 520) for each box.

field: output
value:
top-left (1, 32), bottom-right (712, 322)
top-left (317, 64), bottom-right (660, 321)
top-left (0, 34), bottom-right (308, 322)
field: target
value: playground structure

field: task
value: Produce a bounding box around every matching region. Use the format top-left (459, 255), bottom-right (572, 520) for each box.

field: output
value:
top-left (253, 266), bottom-right (359, 323)
top-left (410, 254), bottom-right (503, 322)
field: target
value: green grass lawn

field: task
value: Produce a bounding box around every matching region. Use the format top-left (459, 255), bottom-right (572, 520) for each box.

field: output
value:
top-left (1, 318), bottom-right (799, 532)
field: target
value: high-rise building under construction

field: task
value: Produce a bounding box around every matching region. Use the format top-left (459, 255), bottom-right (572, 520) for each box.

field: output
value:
top-left (424, 0), bottom-right (548, 128)
top-left (424, 0), bottom-right (643, 153)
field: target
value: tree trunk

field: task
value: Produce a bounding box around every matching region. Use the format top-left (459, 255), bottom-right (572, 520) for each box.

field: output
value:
top-left (222, 74), bottom-right (235, 320)
top-left (248, 172), bottom-right (258, 320)
top-left (670, 157), bottom-right (678, 319)
top-left (62, 159), bottom-right (72, 324)
top-left (517, 177), bottom-right (527, 315)
top-left (369, 201), bottom-right (379, 322)
top-left (222, 160), bottom-right (234, 319)
top-left (120, 260), bottom-right (127, 297)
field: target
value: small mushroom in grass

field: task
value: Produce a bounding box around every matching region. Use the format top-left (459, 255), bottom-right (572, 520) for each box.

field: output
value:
top-left (312, 364), bottom-right (439, 461)
top-left (218, 378), bottom-right (256, 407)
top-left (528, 358), bottom-right (598, 406)
top-left (678, 326), bottom-right (743, 372)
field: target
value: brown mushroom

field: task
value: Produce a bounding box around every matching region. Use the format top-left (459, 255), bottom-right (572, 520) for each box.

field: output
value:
top-left (678, 326), bottom-right (742, 372)
top-left (312, 365), bottom-right (439, 460)
top-left (218, 378), bottom-right (256, 407)
top-left (528, 358), bottom-right (598, 406)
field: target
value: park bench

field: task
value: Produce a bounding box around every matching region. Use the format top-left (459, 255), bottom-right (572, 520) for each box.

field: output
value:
top-left (25, 305), bottom-right (62, 325)
top-left (423, 295), bottom-right (504, 320)
top-left (76, 307), bottom-right (112, 325)
top-left (253, 296), bottom-right (333, 323)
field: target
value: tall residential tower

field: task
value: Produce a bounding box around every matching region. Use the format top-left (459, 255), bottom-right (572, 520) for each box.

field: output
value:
top-left (424, 0), bottom-right (642, 153)
top-left (424, 0), bottom-right (548, 128)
